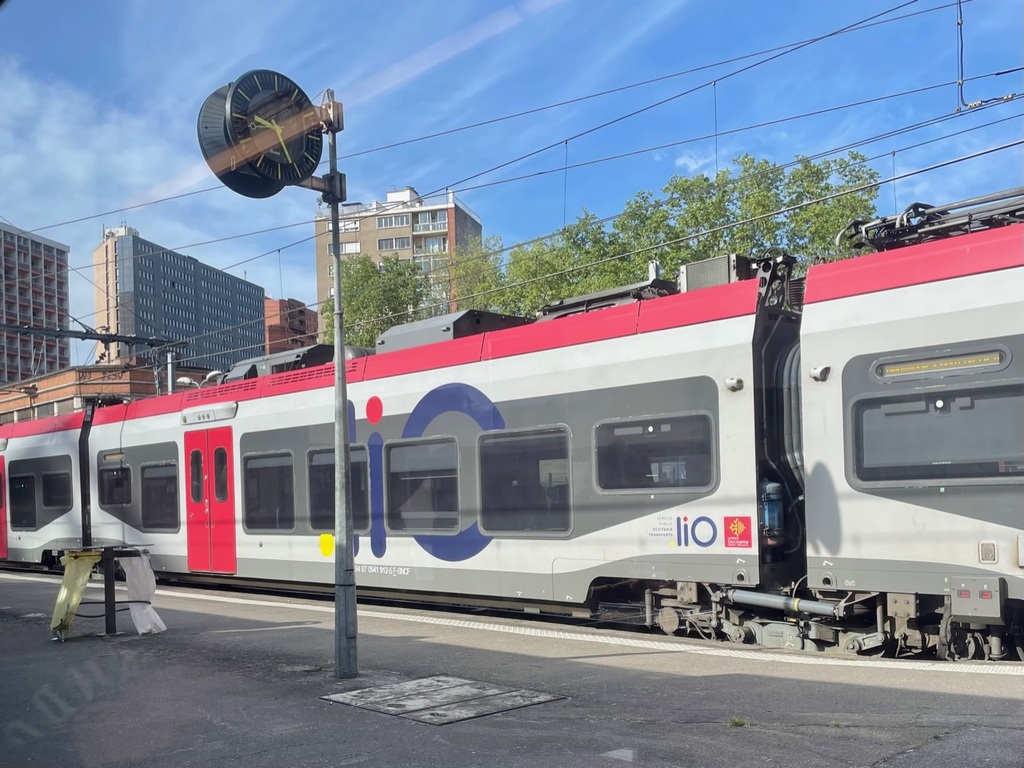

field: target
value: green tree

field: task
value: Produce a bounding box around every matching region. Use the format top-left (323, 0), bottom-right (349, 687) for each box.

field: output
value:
top-left (447, 235), bottom-right (506, 313)
top-left (319, 254), bottom-right (425, 348)
top-left (487, 152), bottom-right (878, 317)
top-left (609, 151), bottom-right (878, 282)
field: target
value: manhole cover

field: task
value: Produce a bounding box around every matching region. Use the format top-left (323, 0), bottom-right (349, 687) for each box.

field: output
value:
top-left (321, 675), bottom-right (563, 725)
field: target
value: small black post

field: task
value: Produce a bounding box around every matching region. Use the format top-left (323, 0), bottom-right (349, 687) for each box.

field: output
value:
top-left (102, 548), bottom-right (117, 635)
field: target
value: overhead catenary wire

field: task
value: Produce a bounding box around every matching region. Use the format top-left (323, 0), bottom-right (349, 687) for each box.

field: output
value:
top-left (52, 100), bottom-right (1024, 365)
top-left (79, 138), bottom-right (1024, 374)
top-left (25, 0), bottom-right (937, 244)
top-left (16, 2), bottom-right (1017, 369)
top-left (20, 0), bottom-right (969, 239)
top-left (26, 67), bottom-right (1020, 314)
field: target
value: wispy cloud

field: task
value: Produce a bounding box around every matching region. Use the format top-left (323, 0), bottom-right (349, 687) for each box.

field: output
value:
top-left (343, 0), bottom-right (568, 108)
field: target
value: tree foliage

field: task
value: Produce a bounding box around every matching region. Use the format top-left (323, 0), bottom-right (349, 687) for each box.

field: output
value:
top-left (450, 151), bottom-right (878, 318)
top-left (333, 151), bottom-right (880, 340)
top-left (447, 235), bottom-right (507, 313)
top-left (319, 254), bottom-right (425, 348)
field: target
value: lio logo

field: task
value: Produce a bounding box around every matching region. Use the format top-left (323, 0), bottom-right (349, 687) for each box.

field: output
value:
top-left (676, 515), bottom-right (718, 548)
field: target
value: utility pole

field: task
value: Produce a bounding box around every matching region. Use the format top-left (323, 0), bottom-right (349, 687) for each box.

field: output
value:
top-left (321, 93), bottom-right (358, 679)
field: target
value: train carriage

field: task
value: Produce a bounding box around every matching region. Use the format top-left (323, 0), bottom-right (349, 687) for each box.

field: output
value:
top-left (1, 187), bottom-right (1022, 660)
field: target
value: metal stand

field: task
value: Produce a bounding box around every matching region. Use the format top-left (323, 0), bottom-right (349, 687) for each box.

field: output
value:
top-left (92, 547), bottom-right (144, 636)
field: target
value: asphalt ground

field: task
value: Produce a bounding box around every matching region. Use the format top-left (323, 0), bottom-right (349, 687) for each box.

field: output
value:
top-left (1, 572), bottom-right (1022, 768)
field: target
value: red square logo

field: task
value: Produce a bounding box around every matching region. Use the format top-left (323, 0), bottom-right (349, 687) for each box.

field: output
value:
top-left (724, 516), bottom-right (753, 548)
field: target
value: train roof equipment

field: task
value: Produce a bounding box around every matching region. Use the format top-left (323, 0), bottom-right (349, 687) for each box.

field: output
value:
top-left (375, 309), bottom-right (531, 352)
top-left (838, 185), bottom-right (1024, 252)
top-left (535, 278), bottom-right (679, 321)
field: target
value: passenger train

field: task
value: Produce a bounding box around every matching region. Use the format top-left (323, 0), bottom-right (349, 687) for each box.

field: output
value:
top-left (2, 188), bottom-right (1023, 661)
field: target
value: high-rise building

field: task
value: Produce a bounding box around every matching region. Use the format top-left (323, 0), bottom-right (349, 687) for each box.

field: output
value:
top-left (312, 187), bottom-right (483, 314)
top-left (264, 297), bottom-right (318, 354)
top-left (92, 226), bottom-right (265, 373)
top-left (1, 224), bottom-right (70, 384)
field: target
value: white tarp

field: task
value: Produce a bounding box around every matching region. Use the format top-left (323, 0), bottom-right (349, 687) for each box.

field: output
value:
top-left (120, 552), bottom-right (166, 635)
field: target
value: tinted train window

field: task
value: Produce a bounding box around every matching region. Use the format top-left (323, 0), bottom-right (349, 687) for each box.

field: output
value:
top-left (244, 454), bottom-right (294, 530)
top-left (480, 428), bottom-right (570, 533)
top-left (855, 385), bottom-right (1024, 482)
top-left (214, 447), bottom-right (229, 503)
top-left (385, 439), bottom-right (458, 531)
top-left (189, 450), bottom-right (204, 503)
top-left (99, 467), bottom-right (132, 506)
top-left (141, 464), bottom-right (178, 529)
top-left (10, 475), bottom-right (35, 529)
top-left (41, 472), bottom-right (73, 509)
top-left (596, 415), bottom-right (714, 490)
top-left (308, 447), bottom-right (369, 532)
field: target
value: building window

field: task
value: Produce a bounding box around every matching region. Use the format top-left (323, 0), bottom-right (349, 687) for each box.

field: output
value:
top-left (413, 210), bottom-right (448, 232)
top-left (377, 214), bottom-right (410, 229)
top-left (480, 428), bottom-right (570, 533)
top-left (329, 219), bottom-right (360, 232)
top-left (385, 439), bottom-right (458, 531)
top-left (419, 236), bottom-right (448, 254)
top-left (377, 237), bottom-right (411, 252)
top-left (328, 242), bottom-right (360, 257)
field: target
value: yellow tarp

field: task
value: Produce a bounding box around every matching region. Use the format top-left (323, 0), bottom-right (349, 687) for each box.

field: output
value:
top-left (50, 551), bottom-right (101, 641)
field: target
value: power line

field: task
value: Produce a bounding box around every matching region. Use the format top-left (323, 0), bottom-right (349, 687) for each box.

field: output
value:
top-left (68, 138), bottom-right (1024, 381)
top-left (454, 73), bottom-right (1020, 194)
top-left (30, 2), bottom-right (1014, 363)
top-left (53, 98), bottom-right (1024, 353)
top-left (25, 1), bottom-right (949, 238)
top-left (439, 0), bottom-right (926, 193)
top-left (335, 1), bottom-right (970, 162)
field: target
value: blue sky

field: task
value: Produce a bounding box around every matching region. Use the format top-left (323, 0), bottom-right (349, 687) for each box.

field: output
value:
top-left (0, 0), bottom-right (1021, 365)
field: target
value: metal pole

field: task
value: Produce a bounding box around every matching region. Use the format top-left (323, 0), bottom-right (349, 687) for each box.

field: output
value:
top-left (328, 113), bottom-right (358, 678)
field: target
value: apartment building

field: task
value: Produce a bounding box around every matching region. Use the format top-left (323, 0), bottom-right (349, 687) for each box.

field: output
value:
top-left (264, 296), bottom-right (318, 354)
top-left (0, 224), bottom-right (70, 384)
top-left (92, 226), bottom-right (265, 373)
top-left (312, 187), bottom-right (483, 312)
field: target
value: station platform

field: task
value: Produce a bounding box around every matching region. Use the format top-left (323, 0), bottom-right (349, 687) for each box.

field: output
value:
top-left (2, 571), bottom-right (1023, 768)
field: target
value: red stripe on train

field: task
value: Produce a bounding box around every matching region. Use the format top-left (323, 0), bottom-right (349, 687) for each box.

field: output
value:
top-left (804, 224), bottom-right (1024, 304)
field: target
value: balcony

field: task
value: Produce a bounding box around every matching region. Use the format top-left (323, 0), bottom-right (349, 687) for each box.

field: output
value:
top-left (412, 221), bottom-right (448, 233)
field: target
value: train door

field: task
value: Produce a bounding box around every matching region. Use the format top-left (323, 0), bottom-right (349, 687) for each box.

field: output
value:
top-left (184, 427), bottom-right (236, 573)
top-left (0, 456), bottom-right (6, 559)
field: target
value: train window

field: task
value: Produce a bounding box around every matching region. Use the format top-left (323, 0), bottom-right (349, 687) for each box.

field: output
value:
top-left (596, 415), bottom-right (714, 491)
top-left (479, 428), bottom-right (570, 533)
top-left (214, 447), bottom-right (228, 503)
top-left (189, 450), bottom-right (204, 503)
top-left (41, 472), bottom-right (73, 509)
top-left (8, 456), bottom-right (74, 530)
top-left (854, 385), bottom-right (1024, 482)
top-left (9, 475), bottom-right (35, 529)
top-left (99, 467), bottom-right (132, 506)
top-left (243, 453), bottom-right (295, 530)
top-left (140, 464), bottom-right (179, 529)
top-left (308, 447), bottom-right (369, 533)
top-left (385, 439), bottom-right (458, 532)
